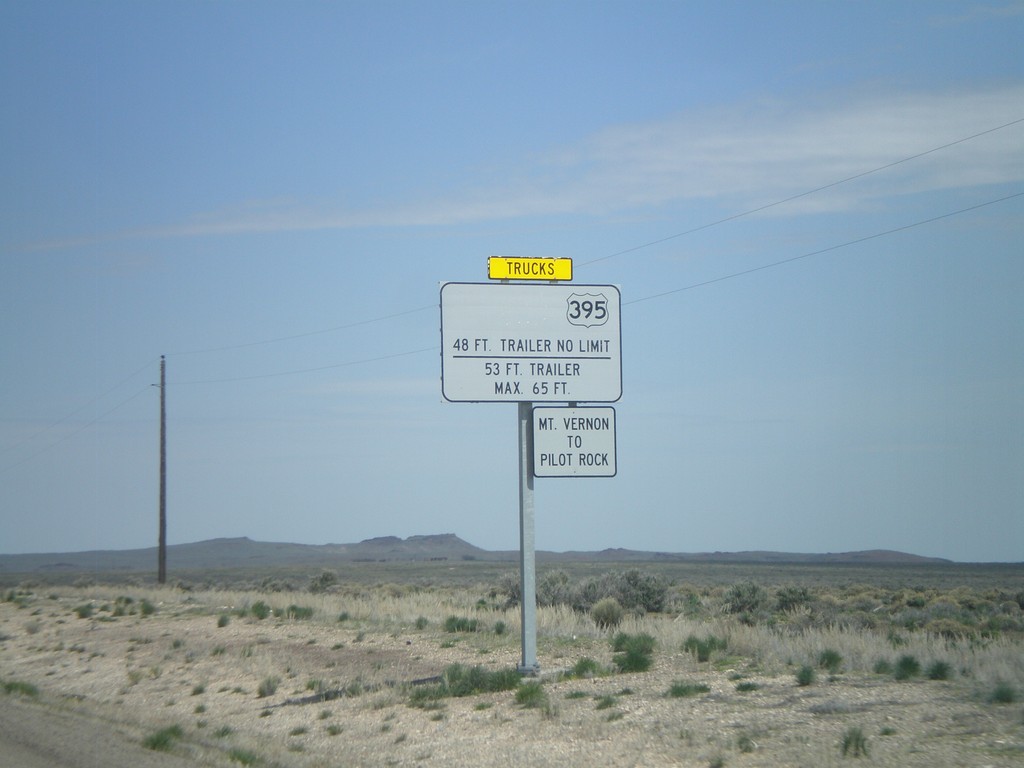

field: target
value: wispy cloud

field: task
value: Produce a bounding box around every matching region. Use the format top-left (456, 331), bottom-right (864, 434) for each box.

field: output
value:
top-left (928, 2), bottom-right (1024, 27)
top-left (22, 84), bottom-right (1024, 250)
top-left (550, 85), bottom-right (1024, 215)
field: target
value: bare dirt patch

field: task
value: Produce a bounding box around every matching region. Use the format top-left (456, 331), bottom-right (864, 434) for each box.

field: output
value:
top-left (2, 589), bottom-right (1023, 767)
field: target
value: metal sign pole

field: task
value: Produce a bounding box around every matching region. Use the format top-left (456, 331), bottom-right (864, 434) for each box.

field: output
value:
top-left (517, 401), bottom-right (539, 675)
top-left (439, 270), bottom-right (621, 678)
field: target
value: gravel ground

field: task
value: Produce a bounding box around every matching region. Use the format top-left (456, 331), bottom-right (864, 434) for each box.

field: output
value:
top-left (2, 594), bottom-right (1023, 767)
top-left (0, 694), bottom-right (200, 768)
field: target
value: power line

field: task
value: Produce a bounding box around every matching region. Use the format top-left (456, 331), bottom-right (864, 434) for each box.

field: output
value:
top-left (175, 189), bottom-right (1023, 382)
top-left (624, 190), bottom-right (1024, 306)
top-left (170, 345), bottom-right (439, 385)
top-left (0, 385), bottom-right (152, 476)
top-left (578, 116), bottom-right (1024, 268)
top-left (0, 357), bottom-right (159, 457)
top-left (169, 305), bottom-right (436, 356)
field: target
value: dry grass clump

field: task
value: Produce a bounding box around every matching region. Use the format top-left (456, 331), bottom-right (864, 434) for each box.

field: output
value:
top-left (408, 664), bottom-right (520, 707)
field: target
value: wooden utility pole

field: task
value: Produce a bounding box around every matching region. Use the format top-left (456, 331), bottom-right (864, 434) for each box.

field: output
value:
top-left (158, 355), bottom-right (167, 584)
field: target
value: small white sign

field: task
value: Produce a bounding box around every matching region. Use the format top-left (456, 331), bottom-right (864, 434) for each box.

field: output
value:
top-left (440, 282), bottom-right (622, 403)
top-left (532, 406), bottom-right (616, 477)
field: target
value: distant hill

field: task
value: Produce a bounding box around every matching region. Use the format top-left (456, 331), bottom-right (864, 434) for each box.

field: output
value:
top-left (0, 534), bottom-right (953, 575)
top-left (0, 534), bottom-right (489, 575)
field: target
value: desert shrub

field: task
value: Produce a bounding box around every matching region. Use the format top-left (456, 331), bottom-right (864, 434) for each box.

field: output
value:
top-left (449, 665), bottom-right (520, 697)
top-left (3, 680), bottom-right (39, 696)
top-left (903, 591), bottom-right (928, 608)
top-left (285, 604), bottom-right (314, 620)
top-left (591, 597), bottom-right (624, 629)
top-left (818, 648), bottom-right (843, 674)
top-left (515, 680), bottom-right (548, 708)
top-left (571, 657), bottom-right (603, 678)
top-left (74, 603), bottom-right (94, 619)
top-left (112, 596), bottom-right (134, 616)
top-left (443, 616), bottom-right (479, 633)
top-left (777, 585), bottom-right (812, 612)
top-left (894, 654), bottom-right (921, 680)
top-left (409, 664), bottom-right (520, 706)
top-left (612, 632), bottom-right (655, 673)
top-left (139, 599), bottom-right (156, 616)
top-left (257, 676), bottom-right (279, 698)
top-left (613, 631), bottom-right (655, 654)
top-left (414, 616), bottom-right (429, 630)
top-left (308, 570), bottom-right (338, 594)
top-left (988, 681), bottom-right (1016, 704)
top-left (143, 724), bottom-right (184, 752)
top-left (536, 570), bottom-right (573, 607)
top-left (982, 613), bottom-right (1024, 634)
top-left (886, 629), bottom-right (908, 648)
top-left (735, 681), bottom-right (760, 692)
top-left (613, 647), bottom-right (652, 673)
top-left (796, 665), bottom-right (816, 686)
top-left (612, 569), bottom-right (669, 613)
top-left (668, 681), bottom-right (710, 697)
top-left (840, 726), bottom-right (869, 757)
top-left (344, 679), bottom-right (368, 697)
top-left (571, 569), bottom-right (668, 613)
top-left (250, 601), bottom-right (271, 620)
top-left (873, 659), bottom-right (894, 675)
top-left (493, 620), bottom-right (507, 635)
top-left (217, 613), bottom-right (230, 628)
top-left (257, 576), bottom-right (293, 593)
top-left (675, 589), bottom-right (704, 617)
top-left (228, 748), bottom-right (259, 765)
top-left (497, 568), bottom-right (667, 614)
top-left (925, 618), bottom-right (975, 638)
top-left (725, 581), bottom-right (769, 615)
top-left (495, 572), bottom-right (521, 606)
top-left (926, 660), bottom-right (952, 680)
top-left (683, 634), bottom-right (726, 663)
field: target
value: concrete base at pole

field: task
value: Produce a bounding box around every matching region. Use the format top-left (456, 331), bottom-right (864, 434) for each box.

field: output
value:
top-left (517, 401), bottom-right (539, 675)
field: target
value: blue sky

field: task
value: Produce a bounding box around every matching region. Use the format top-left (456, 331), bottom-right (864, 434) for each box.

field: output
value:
top-left (2, 1), bottom-right (1022, 562)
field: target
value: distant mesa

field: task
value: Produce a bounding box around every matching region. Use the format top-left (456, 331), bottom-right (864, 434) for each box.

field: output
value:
top-left (360, 536), bottom-right (402, 545)
top-left (0, 534), bottom-right (959, 576)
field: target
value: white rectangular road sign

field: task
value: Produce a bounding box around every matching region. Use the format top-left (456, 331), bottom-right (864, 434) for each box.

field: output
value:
top-left (533, 406), bottom-right (616, 477)
top-left (440, 282), bottom-right (622, 403)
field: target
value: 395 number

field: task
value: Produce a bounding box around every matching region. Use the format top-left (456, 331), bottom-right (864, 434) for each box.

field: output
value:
top-left (566, 294), bottom-right (608, 327)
